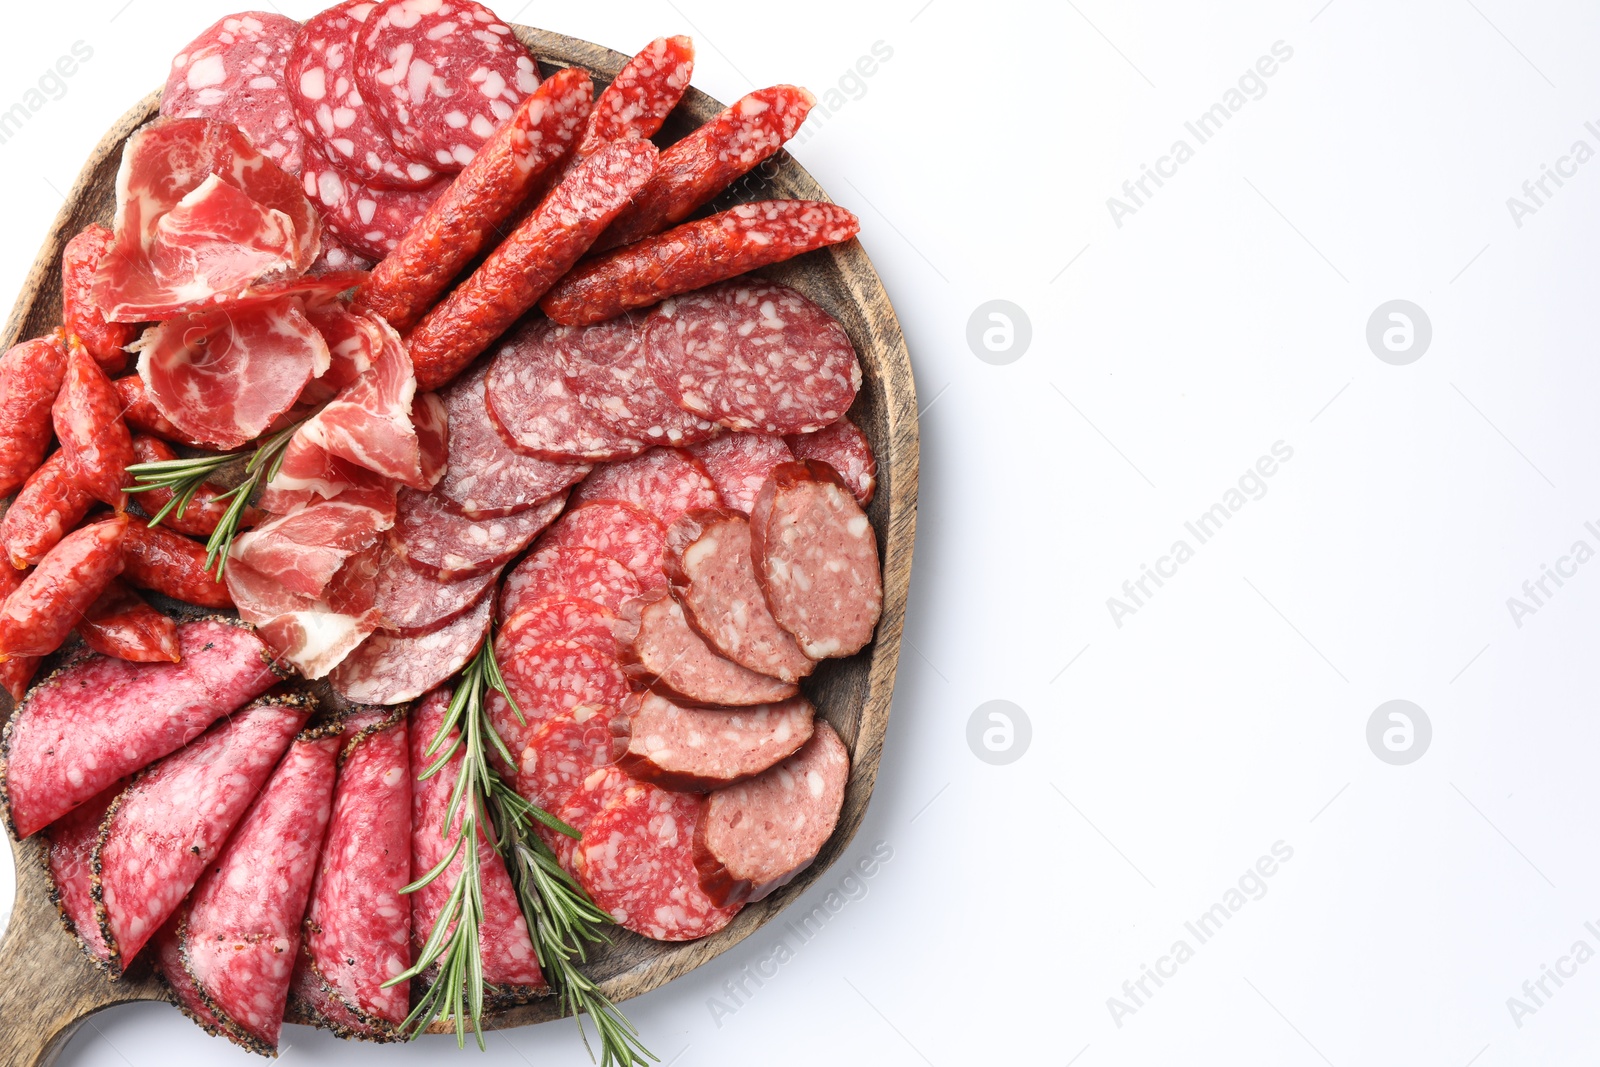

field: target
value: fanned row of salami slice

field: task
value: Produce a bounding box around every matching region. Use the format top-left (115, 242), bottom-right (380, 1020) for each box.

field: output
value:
top-left (0, 0), bottom-right (894, 1055)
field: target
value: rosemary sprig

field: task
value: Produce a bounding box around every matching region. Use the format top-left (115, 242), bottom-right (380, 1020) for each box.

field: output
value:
top-left (124, 420), bottom-right (302, 580)
top-left (389, 635), bottom-right (654, 1064)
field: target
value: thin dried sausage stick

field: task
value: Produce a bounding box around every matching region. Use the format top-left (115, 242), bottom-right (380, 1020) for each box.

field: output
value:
top-left (0, 516), bottom-right (128, 661)
top-left (540, 200), bottom-right (859, 328)
top-left (62, 226), bottom-right (137, 372)
top-left (76, 579), bottom-right (182, 664)
top-left (128, 435), bottom-right (260, 538)
top-left (121, 523), bottom-right (233, 609)
top-left (0, 333), bottom-right (69, 498)
top-left (405, 138), bottom-right (658, 391)
top-left (0, 451), bottom-right (97, 569)
top-left (53, 338), bottom-right (135, 506)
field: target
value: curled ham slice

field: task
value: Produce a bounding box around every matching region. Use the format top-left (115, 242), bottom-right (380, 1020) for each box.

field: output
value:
top-left (227, 548), bottom-right (381, 679)
top-left (229, 487), bottom-right (396, 600)
top-left (298, 313), bottom-right (426, 488)
top-left (258, 432), bottom-right (393, 514)
top-left (93, 118), bottom-right (321, 321)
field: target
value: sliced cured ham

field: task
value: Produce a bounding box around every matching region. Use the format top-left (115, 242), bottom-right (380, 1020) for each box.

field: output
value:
top-left (94, 694), bottom-right (311, 970)
top-left (173, 727), bottom-right (339, 1052)
top-left (1, 618), bottom-right (280, 839)
top-left (296, 710), bottom-right (412, 1037)
top-left (136, 297), bottom-right (328, 450)
top-left (410, 689), bottom-right (544, 993)
top-left (298, 313), bottom-right (426, 488)
top-left (226, 550), bottom-right (381, 680)
top-left (93, 119), bottom-right (319, 321)
top-left (258, 429), bottom-right (395, 514)
top-left (229, 488), bottom-right (396, 600)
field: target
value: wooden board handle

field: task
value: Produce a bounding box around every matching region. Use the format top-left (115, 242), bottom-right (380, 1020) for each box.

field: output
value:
top-left (0, 837), bottom-right (163, 1065)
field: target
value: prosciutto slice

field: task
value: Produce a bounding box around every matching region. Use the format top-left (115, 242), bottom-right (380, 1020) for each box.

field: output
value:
top-left (298, 314), bottom-right (425, 488)
top-left (136, 297), bottom-right (327, 450)
top-left (229, 489), bottom-right (396, 600)
top-left (226, 548), bottom-right (380, 679)
top-left (257, 430), bottom-right (393, 515)
top-left (92, 118), bottom-right (321, 321)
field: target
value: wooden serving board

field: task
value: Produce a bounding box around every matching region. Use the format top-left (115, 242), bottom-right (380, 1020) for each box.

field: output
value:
top-left (0, 25), bottom-right (917, 1065)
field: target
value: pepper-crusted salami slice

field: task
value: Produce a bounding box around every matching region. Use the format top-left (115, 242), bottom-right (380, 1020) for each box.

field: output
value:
top-left (489, 637), bottom-right (628, 777)
top-left (410, 689), bottom-right (545, 992)
top-left (356, 0), bottom-right (541, 169)
top-left (615, 692), bottom-right (814, 792)
top-left (0, 516), bottom-right (127, 661)
top-left (302, 140), bottom-right (451, 260)
top-left (694, 721), bottom-right (849, 907)
top-left (129, 435), bottom-right (262, 538)
top-left (330, 589), bottom-right (492, 705)
top-left (542, 502), bottom-right (667, 589)
top-left (121, 522), bottom-right (234, 610)
top-left (646, 282), bottom-right (862, 435)
top-left (158, 917), bottom-right (227, 1036)
top-left (548, 764), bottom-right (628, 871)
top-left (54, 338), bottom-right (135, 506)
top-left (1, 450), bottom-right (95, 569)
top-left (0, 334), bottom-right (69, 498)
top-left (390, 489), bottom-right (566, 581)
top-left (0, 619), bottom-right (280, 839)
top-left (574, 782), bottom-right (741, 941)
top-left (353, 67), bottom-right (594, 333)
top-left (483, 319), bottom-right (650, 463)
top-left (161, 12), bottom-right (305, 175)
top-left (751, 460), bottom-right (883, 659)
top-left (62, 227), bottom-right (137, 372)
top-left (500, 594), bottom-right (617, 657)
top-left (663, 509), bottom-right (815, 683)
top-left (571, 36), bottom-right (694, 161)
top-left (788, 416), bottom-right (876, 505)
top-left (436, 362), bottom-right (591, 518)
top-left (76, 580), bottom-right (182, 664)
top-left (596, 85), bottom-right (814, 252)
top-left (94, 694), bottom-right (311, 970)
top-left (498, 544), bottom-right (641, 622)
top-left (689, 433), bottom-right (794, 515)
top-left (542, 201), bottom-right (861, 328)
top-left (288, 0), bottom-right (440, 189)
top-left (298, 709), bottom-right (411, 1035)
top-left (570, 447), bottom-right (719, 530)
top-left (179, 728), bottom-right (340, 1053)
top-left (373, 542), bottom-right (499, 635)
top-left (516, 704), bottom-right (614, 813)
top-left (45, 779), bottom-right (128, 966)
top-left (406, 139), bottom-right (660, 392)
top-left (550, 313), bottom-right (717, 451)
top-left (618, 589), bottom-right (799, 708)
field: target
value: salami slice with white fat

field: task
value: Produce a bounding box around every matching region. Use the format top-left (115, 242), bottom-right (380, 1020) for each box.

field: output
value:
top-left (489, 637), bottom-right (627, 779)
top-left (541, 501), bottom-right (666, 589)
top-left (93, 694), bottom-right (311, 970)
top-left (664, 508), bottom-right (815, 683)
top-left (617, 588), bottom-right (799, 708)
top-left (45, 779), bottom-right (127, 967)
top-left (288, 0), bottom-right (442, 189)
top-left (574, 782), bottom-right (741, 941)
top-left (2, 618), bottom-right (280, 839)
top-left (694, 721), bottom-right (849, 907)
top-left (161, 12), bottom-right (305, 176)
top-left (302, 139), bottom-right (451, 260)
top-left (437, 362), bottom-right (590, 519)
top-left (330, 589), bottom-right (492, 705)
top-left (498, 543), bottom-right (641, 622)
top-left (751, 461), bottom-right (883, 659)
top-left (614, 691), bottom-right (814, 792)
top-left (410, 689), bottom-right (544, 993)
top-left (570, 447), bottom-right (718, 529)
top-left (689, 432), bottom-right (793, 514)
top-left (548, 764), bottom-right (629, 872)
top-left (788, 416), bottom-right (876, 506)
top-left (177, 727), bottom-right (340, 1053)
top-left (516, 704), bottom-right (614, 814)
top-left (499, 593), bottom-right (617, 659)
top-left (645, 281), bottom-right (862, 435)
top-left (556, 312), bottom-right (717, 449)
top-left (296, 709), bottom-right (411, 1036)
top-left (390, 489), bottom-right (566, 581)
top-left (373, 541), bottom-right (499, 635)
top-left (355, 0), bottom-right (541, 169)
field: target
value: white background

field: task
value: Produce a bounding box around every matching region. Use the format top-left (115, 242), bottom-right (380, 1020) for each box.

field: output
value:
top-left (2, 0), bottom-right (1597, 1064)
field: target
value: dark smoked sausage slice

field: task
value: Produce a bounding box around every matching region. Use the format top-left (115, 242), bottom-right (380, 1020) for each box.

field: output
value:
top-left (663, 508), bottom-right (815, 683)
top-left (750, 460), bottom-right (883, 659)
top-left (617, 588), bottom-right (799, 708)
top-left (693, 720), bottom-right (849, 907)
top-left (574, 781), bottom-right (741, 941)
top-left (372, 541), bottom-right (500, 636)
top-left (614, 691), bottom-right (814, 792)
top-left (93, 694), bottom-right (311, 970)
top-left (0, 618), bottom-right (280, 839)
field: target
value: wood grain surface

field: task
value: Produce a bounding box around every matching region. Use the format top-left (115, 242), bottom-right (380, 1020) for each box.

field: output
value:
top-left (0, 24), bottom-right (917, 1063)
